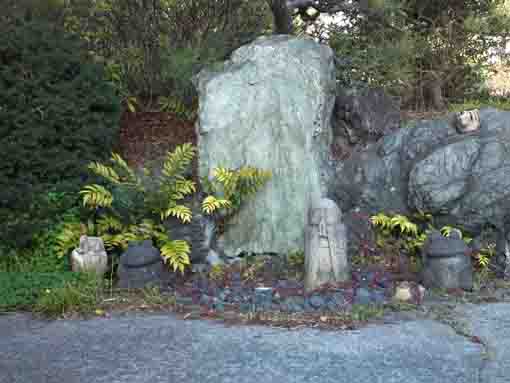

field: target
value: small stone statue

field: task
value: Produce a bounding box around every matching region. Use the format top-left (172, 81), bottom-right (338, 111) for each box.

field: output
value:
top-left (304, 197), bottom-right (350, 292)
top-left (496, 228), bottom-right (510, 280)
top-left (117, 240), bottom-right (173, 289)
top-left (70, 236), bottom-right (108, 276)
top-left (421, 230), bottom-right (473, 290)
top-left (454, 109), bottom-right (480, 134)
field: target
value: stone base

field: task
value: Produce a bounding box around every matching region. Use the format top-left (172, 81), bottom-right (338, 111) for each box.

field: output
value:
top-left (422, 256), bottom-right (473, 291)
top-left (117, 261), bottom-right (173, 290)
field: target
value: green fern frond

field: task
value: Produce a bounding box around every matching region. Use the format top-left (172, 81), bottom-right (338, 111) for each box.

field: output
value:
top-left (161, 143), bottom-right (196, 179)
top-left (440, 225), bottom-right (456, 237)
top-left (477, 253), bottom-right (490, 268)
top-left (54, 223), bottom-right (82, 258)
top-left (160, 239), bottom-right (191, 273)
top-left (110, 152), bottom-right (138, 184)
top-left (370, 213), bottom-right (390, 229)
top-left (96, 215), bottom-right (124, 233)
top-left (174, 177), bottom-right (196, 196)
top-left (201, 195), bottom-right (232, 214)
top-left (390, 215), bottom-right (418, 236)
top-left (80, 184), bottom-right (114, 208)
top-left (100, 234), bottom-right (118, 251)
top-left (87, 162), bottom-right (121, 184)
top-left (160, 205), bottom-right (192, 223)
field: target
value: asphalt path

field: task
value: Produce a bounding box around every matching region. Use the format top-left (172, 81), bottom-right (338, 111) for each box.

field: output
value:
top-left (3, 303), bottom-right (509, 383)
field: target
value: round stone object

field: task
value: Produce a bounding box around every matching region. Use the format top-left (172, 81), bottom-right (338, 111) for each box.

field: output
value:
top-left (121, 240), bottom-right (161, 268)
top-left (422, 230), bottom-right (473, 290)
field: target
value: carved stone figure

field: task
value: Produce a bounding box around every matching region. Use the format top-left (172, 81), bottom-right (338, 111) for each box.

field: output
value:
top-left (496, 227), bottom-right (510, 280)
top-left (421, 230), bottom-right (473, 290)
top-left (454, 109), bottom-right (481, 133)
top-left (393, 281), bottom-right (426, 304)
top-left (70, 236), bottom-right (108, 276)
top-left (304, 197), bottom-right (350, 292)
top-left (117, 240), bottom-right (173, 289)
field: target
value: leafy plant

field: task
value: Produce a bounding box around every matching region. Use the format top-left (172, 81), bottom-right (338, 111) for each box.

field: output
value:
top-left (287, 249), bottom-right (305, 269)
top-left (209, 264), bottom-right (226, 282)
top-left (371, 212), bottom-right (492, 271)
top-left (440, 225), bottom-right (473, 243)
top-left (33, 272), bottom-right (104, 317)
top-left (158, 95), bottom-right (197, 120)
top-left (104, 60), bottom-right (139, 113)
top-left (55, 144), bottom-right (272, 274)
top-left (201, 166), bottom-right (272, 224)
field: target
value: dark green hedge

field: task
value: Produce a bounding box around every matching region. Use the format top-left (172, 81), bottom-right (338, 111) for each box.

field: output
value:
top-left (0, 20), bottom-right (121, 250)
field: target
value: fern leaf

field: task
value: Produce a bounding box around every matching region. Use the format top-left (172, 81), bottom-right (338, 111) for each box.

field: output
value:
top-left (111, 152), bottom-right (138, 184)
top-left (160, 240), bottom-right (191, 273)
top-left (370, 213), bottom-right (389, 228)
top-left (54, 223), bottom-right (82, 258)
top-left (96, 215), bottom-right (124, 233)
top-left (161, 143), bottom-right (196, 179)
top-left (80, 184), bottom-right (114, 208)
top-left (87, 162), bottom-right (121, 184)
top-left (174, 178), bottom-right (196, 195)
top-left (202, 196), bottom-right (232, 214)
top-left (160, 205), bottom-right (192, 223)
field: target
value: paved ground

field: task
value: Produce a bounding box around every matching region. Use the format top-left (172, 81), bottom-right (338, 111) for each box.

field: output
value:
top-left (2, 303), bottom-right (509, 383)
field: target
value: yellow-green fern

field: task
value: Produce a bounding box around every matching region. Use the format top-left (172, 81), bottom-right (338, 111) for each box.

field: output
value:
top-left (66, 144), bottom-right (270, 274)
top-left (159, 239), bottom-right (191, 273)
top-left (201, 196), bottom-right (232, 214)
top-left (160, 204), bottom-right (193, 223)
top-left (161, 143), bottom-right (196, 179)
top-left (80, 185), bottom-right (114, 209)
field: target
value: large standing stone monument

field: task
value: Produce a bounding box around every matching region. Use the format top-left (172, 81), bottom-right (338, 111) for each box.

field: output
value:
top-left (304, 197), bottom-right (350, 292)
top-left (193, 35), bottom-right (337, 258)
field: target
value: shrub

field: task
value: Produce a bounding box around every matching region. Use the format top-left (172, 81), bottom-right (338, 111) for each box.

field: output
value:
top-left (0, 20), bottom-right (121, 251)
top-left (55, 144), bottom-right (272, 274)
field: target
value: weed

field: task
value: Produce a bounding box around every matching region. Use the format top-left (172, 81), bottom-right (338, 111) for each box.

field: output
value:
top-left (33, 272), bottom-right (103, 317)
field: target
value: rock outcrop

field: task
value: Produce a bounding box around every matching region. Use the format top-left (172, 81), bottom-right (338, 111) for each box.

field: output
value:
top-left (330, 108), bottom-right (510, 235)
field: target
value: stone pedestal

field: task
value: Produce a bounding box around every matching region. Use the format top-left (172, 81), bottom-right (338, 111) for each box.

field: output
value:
top-left (304, 198), bottom-right (350, 292)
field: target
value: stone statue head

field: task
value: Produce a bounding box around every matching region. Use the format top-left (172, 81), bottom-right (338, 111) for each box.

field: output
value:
top-left (79, 235), bottom-right (105, 254)
top-left (455, 109), bottom-right (480, 133)
top-left (308, 198), bottom-right (342, 225)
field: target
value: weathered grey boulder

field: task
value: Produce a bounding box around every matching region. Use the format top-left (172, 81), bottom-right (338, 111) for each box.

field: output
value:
top-left (332, 87), bottom-right (400, 150)
top-left (330, 108), bottom-right (510, 236)
top-left (193, 35), bottom-right (337, 257)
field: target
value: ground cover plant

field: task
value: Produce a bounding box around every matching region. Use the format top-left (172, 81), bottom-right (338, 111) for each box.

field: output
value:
top-left (54, 143), bottom-right (271, 275)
